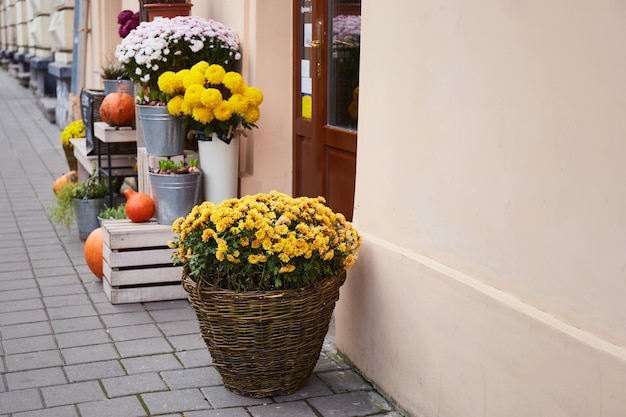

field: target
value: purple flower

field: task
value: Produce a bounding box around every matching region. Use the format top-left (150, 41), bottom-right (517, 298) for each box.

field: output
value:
top-left (118, 12), bottom-right (140, 38)
top-left (117, 10), bottom-right (134, 24)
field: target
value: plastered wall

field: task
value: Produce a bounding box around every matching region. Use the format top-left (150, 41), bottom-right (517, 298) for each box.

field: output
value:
top-left (336, 0), bottom-right (626, 415)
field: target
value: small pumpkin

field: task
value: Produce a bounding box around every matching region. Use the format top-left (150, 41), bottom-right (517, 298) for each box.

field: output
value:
top-left (124, 189), bottom-right (155, 223)
top-left (84, 227), bottom-right (104, 280)
top-left (53, 170), bottom-right (78, 194)
top-left (99, 92), bottom-right (136, 127)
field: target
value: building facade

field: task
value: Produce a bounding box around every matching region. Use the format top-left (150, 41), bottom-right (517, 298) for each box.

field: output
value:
top-left (2, 1), bottom-right (626, 416)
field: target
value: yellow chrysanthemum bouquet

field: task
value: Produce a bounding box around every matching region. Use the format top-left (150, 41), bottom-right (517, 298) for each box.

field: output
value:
top-left (170, 191), bottom-right (360, 291)
top-left (60, 119), bottom-right (85, 171)
top-left (157, 61), bottom-right (263, 142)
top-left (60, 119), bottom-right (85, 146)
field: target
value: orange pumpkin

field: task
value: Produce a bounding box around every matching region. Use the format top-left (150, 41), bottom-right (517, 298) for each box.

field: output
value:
top-left (99, 92), bottom-right (136, 127)
top-left (84, 227), bottom-right (104, 280)
top-left (53, 170), bottom-right (78, 193)
top-left (124, 189), bottom-right (155, 223)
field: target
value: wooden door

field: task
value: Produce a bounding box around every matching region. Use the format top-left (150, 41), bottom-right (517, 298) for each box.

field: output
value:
top-left (293, 0), bottom-right (361, 220)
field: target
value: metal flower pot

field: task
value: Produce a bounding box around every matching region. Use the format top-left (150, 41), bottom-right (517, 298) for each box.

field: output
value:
top-left (73, 198), bottom-right (107, 240)
top-left (137, 105), bottom-right (184, 156)
top-left (149, 172), bottom-right (201, 225)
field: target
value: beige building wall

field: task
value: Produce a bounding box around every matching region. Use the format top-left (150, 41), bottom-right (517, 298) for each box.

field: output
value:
top-left (336, 0), bottom-right (626, 416)
top-left (85, 0), bottom-right (293, 195)
top-left (201, 0), bottom-right (293, 196)
top-left (82, 0), bottom-right (130, 90)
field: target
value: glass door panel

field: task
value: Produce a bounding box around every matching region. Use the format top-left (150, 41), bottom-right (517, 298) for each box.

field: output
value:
top-left (300, 0), bottom-right (314, 119)
top-left (328, 0), bottom-right (361, 130)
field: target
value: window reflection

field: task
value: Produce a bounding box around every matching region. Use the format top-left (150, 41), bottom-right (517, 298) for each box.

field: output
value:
top-left (329, 1), bottom-right (361, 130)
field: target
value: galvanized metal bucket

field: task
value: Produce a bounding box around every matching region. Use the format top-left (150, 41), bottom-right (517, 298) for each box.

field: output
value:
top-left (73, 198), bottom-right (107, 240)
top-left (149, 172), bottom-right (201, 225)
top-left (103, 79), bottom-right (135, 96)
top-left (137, 105), bottom-right (184, 156)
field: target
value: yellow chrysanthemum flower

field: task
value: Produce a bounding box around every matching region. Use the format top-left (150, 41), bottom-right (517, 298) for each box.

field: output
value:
top-left (223, 71), bottom-right (244, 94)
top-left (183, 84), bottom-right (205, 108)
top-left (228, 94), bottom-right (248, 114)
top-left (60, 119), bottom-right (85, 145)
top-left (342, 253), bottom-right (358, 269)
top-left (175, 69), bottom-right (191, 87)
top-left (243, 106), bottom-right (260, 124)
top-left (180, 99), bottom-right (193, 116)
top-left (201, 229), bottom-right (214, 242)
top-left (200, 88), bottom-right (223, 108)
top-left (244, 86), bottom-right (264, 106)
top-left (183, 70), bottom-right (207, 89)
top-left (157, 71), bottom-right (179, 95)
top-left (205, 64), bottom-right (226, 85)
top-left (279, 264), bottom-right (296, 274)
top-left (226, 253), bottom-right (241, 263)
top-left (248, 254), bottom-right (267, 264)
top-left (190, 60), bottom-right (210, 74)
top-left (166, 95), bottom-right (185, 116)
top-left (214, 101), bottom-right (233, 121)
top-left (192, 106), bottom-right (214, 125)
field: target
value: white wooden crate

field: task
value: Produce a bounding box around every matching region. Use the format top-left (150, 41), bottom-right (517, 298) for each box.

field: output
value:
top-left (101, 220), bottom-right (187, 304)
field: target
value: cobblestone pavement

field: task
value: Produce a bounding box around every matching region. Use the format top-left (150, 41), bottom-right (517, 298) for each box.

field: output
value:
top-left (0, 69), bottom-right (404, 417)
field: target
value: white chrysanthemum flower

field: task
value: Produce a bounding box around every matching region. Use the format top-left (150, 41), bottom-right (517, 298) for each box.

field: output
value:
top-left (190, 40), bottom-right (204, 53)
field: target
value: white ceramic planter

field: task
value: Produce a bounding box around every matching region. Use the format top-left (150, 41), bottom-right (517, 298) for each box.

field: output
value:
top-left (197, 133), bottom-right (239, 204)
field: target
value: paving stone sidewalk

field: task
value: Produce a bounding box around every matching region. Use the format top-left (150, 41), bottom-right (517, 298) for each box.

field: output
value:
top-left (0, 69), bottom-right (404, 416)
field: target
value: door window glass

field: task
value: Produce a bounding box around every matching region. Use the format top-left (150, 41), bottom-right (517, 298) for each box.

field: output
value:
top-left (300, 0), bottom-right (314, 119)
top-left (328, 0), bottom-right (361, 130)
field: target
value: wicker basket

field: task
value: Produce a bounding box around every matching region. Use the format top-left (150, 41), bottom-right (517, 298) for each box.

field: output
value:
top-left (182, 271), bottom-right (346, 398)
top-left (63, 143), bottom-right (78, 171)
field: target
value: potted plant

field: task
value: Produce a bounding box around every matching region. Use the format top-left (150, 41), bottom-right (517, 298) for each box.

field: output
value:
top-left (100, 53), bottom-right (134, 96)
top-left (98, 203), bottom-right (127, 226)
top-left (47, 170), bottom-right (109, 240)
top-left (157, 62), bottom-right (263, 203)
top-left (171, 191), bottom-right (361, 398)
top-left (148, 157), bottom-right (201, 225)
top-left (115, 15), bottom-right (241, 103)
top-left (115, 15), bottom-right (241, 156)
top-left (60, 119), bottom-right (85, 171)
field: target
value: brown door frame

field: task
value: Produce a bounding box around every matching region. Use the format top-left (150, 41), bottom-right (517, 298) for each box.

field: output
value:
top-left (292, 0), bottom-right (327, 199)
top-left (293, 0), bottom-right (358, 220)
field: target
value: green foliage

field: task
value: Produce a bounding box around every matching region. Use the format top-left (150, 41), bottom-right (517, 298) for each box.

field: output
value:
top-left (99, 204), bottom-right (127, 220)
top-left (154, 158), bottom-right (199, 174)
top-left (46, 170), bottom-right (110, 231)
top-left (46, 183), bottom-right (77, 231)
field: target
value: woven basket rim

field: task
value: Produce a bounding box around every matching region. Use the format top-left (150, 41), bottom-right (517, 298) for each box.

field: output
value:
top-left (182, 270), bottom-right (345, 297)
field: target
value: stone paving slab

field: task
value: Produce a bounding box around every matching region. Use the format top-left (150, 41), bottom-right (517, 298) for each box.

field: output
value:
top-left (0, 69), bottom-right (405, 417)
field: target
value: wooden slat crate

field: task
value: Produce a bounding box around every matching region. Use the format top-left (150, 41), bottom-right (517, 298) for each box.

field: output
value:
top-left (101, 220), bottom-right (187, 304)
